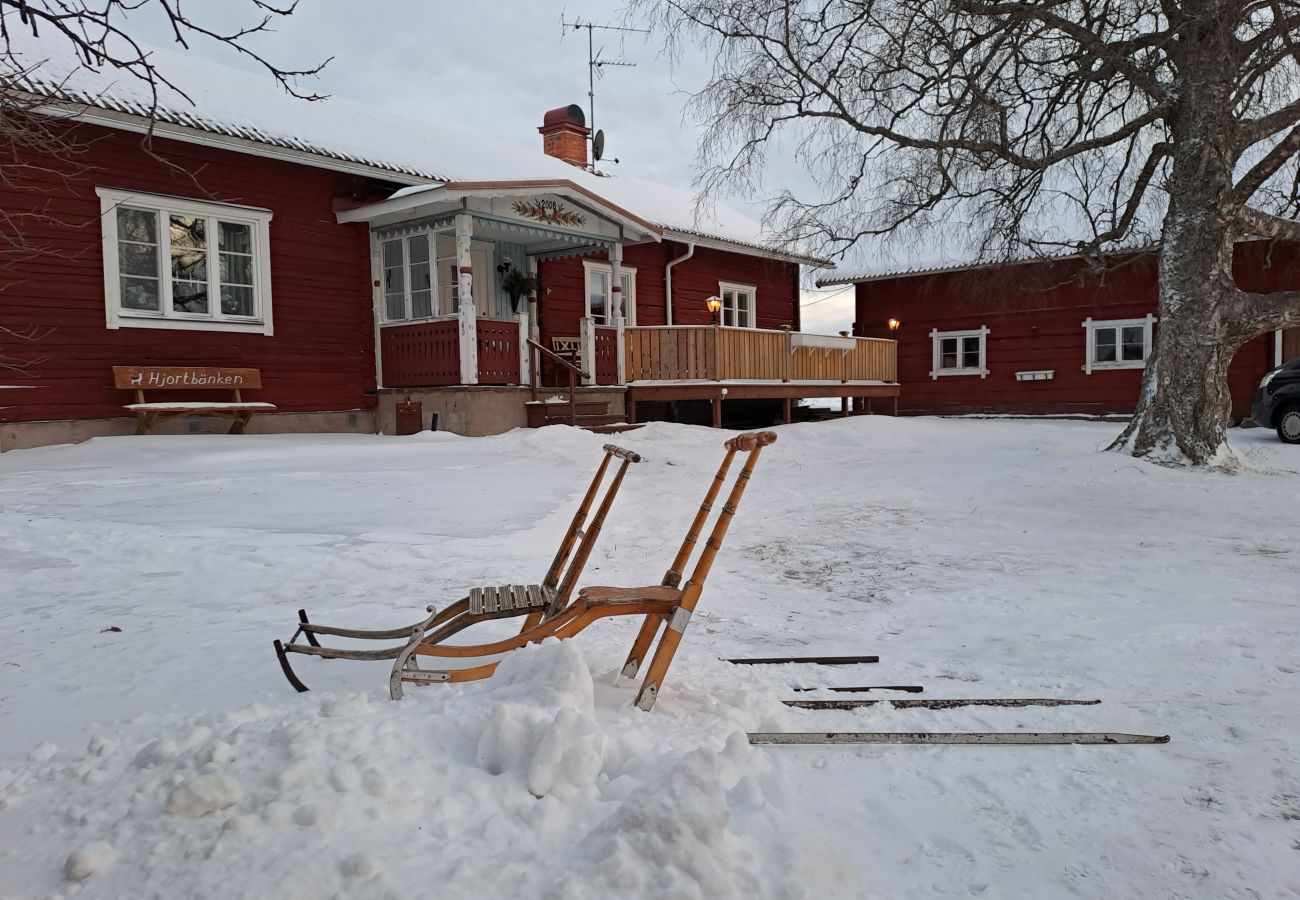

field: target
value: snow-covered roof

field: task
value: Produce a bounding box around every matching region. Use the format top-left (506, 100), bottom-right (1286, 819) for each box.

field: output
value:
top-left (7, 33), bottom-right (827, 265)
top-left (814, 243), bottom-right (1158, 286)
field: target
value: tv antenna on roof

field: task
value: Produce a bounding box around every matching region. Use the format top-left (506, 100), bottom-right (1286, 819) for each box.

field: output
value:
top-left (561, 15), bottom-right (648, 166)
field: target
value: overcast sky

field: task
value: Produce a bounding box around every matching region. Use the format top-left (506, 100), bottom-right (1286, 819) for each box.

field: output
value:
top-left (122, 0), bottom-right (857, 332)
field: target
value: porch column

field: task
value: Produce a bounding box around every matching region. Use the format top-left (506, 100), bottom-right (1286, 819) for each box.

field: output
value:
top-left (609, 243), bottom-right (624, 322)
top-left (517, 313), bottom-right (530, 387)
top-left (610, 243), bottom-right (626, 385)
top-left (527, 255), bottom-right (541, 388)
top-left (579, 316), bottom-right (596, 386)
top-left (456, 213), bottom-right (478, 385)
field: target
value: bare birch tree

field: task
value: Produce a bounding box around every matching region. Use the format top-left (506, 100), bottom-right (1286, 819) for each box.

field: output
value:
top-left (637, 0), bottom-right (1300, 466)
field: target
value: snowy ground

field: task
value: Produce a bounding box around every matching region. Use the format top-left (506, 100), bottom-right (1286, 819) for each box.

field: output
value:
top-left (1, 419), bottom-right (1298, 899)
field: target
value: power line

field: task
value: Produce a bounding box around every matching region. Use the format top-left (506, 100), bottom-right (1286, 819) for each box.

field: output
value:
top-left (801, 284), bottom-right (854, 307)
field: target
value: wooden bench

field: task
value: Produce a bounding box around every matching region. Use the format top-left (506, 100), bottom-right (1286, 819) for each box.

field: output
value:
top-left (113, 366), bottom-right (276, 435)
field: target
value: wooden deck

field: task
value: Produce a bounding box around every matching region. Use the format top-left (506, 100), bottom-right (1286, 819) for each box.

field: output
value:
top-left (623, 325), bottom-right (899, 425)
top-left (625, 325), bottom-right (896, 383)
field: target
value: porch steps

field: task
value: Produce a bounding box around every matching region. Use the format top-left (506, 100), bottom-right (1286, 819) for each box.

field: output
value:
top-left (525, 398), bottom-right (636, 433)
top-left (583, 422), bottom-right (644, 434)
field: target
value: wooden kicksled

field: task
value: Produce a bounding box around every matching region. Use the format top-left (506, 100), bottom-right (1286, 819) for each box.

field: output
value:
top-left (274, 431), bottom-right (779, 711)
top-left (274, 442), bottom-right (642, 692)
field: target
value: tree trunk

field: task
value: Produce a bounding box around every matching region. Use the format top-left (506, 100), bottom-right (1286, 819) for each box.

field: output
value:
top-left (1110, 27), bottom-right (1243, 467)
top-left (1108, 275), bottom-right (1240, 466)
top-left (1109, 143), bottom-right (1245, 466)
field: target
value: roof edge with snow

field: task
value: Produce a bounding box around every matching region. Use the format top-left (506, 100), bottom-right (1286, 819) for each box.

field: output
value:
top-left (815, 245), bottom-right (1159, 287)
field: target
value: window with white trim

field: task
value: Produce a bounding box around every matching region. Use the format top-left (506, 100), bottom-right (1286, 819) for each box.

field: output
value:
top-left (381, 233), bottom-right (436, 321)
top-left (583, 260), bottom-right (637, 325)
top-left (433, 237), bottom-right (494, 318)
top-left (929, 327), bottom-right (989, 379)
top-left (98, 188), bottom-right (273, 334)
top-left (1082, 315), bottom-right (1156, 374)
top-left (718, 281), bottom-right (755, 328)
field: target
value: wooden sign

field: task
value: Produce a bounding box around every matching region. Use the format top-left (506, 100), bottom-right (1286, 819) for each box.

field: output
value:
top-left (112, 366), bottom-right (263, 390)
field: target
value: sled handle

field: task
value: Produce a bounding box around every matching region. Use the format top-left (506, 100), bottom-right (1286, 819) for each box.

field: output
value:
top-left (724, 431), bottom-right (778, 452)
top-left (603, 444), bottom-right (642, 463)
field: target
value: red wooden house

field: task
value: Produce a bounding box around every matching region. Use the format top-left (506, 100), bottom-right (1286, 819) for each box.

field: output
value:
top-left (0, 40), bottom-right (899, 451)
top-left (821, 243), bottom-right (1300, 420)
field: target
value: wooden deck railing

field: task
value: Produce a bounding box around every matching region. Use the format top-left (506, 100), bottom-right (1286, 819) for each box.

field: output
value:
top-left (380, 319), bottom-right (461, 387)
top-left (624, 325), bottom-right (897, 383)
top-left (382, 317), bottom-right (525, 387)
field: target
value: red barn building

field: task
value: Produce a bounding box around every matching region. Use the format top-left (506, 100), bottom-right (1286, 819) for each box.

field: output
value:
top-left (823, 244), bottom-right (1300, 420)
top-left (0, 42), bottom-right (900, 450)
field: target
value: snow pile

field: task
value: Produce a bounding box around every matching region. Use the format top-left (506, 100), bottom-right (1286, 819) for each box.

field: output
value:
top-left (0, 639), bottom-right (818, 898)
top-left (63, 842), bottom-right (115, 881)
top-left (2, 420), bottom-right (1299, 898)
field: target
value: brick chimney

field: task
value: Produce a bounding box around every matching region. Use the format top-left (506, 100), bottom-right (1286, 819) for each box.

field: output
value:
top-left (539, 104), bottom-right (590, 168)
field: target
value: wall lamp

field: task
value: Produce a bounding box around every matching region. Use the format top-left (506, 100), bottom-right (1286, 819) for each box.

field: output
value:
top-left (706, 295), bottom-right (722, 324)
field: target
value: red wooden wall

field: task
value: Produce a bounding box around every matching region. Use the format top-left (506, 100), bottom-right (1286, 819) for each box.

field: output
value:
top-left (853, 243), bottom-right (1300, 418)
top-left (537, 241), bottom-right (801, 349)
top-left (0, 119), bottom-right (384, 424)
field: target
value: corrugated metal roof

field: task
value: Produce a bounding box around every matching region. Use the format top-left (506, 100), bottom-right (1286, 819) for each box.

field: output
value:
top-left (814, 244), bottom-right (1158, 286)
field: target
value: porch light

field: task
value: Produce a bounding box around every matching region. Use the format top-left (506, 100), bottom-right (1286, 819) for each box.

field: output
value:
top-left (706, 295), bottom-right (722, 325)
top-left (887, 318), bottom-right (901, 333)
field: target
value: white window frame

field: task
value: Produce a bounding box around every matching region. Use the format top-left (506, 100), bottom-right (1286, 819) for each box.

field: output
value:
top-left (433, 237), bottom-right (495, 319)
top-left (929, 327), bottom-right (989, 379)
top-left (1082, 315), bottom-right (1156, 374)
top-left (380, 231), bottom-right (440, 323)
top-left (98, 187), bottom-right (274, 335)
top-left (718, 280), bottom-right (756, 329)
top-left (583, 260), bottom-right (638, 325)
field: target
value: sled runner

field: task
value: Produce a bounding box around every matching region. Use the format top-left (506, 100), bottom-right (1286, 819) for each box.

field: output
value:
top-left (748, 731), bottom-right (1170, 746)
top-left (387, 430), bottom-right (779, 709)
top-left (273, 442), bottom-right (641, 692)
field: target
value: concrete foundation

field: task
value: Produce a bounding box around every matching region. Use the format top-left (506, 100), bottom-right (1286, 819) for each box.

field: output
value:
top-left (0, 408), bottom-right (376, 452)
top-left (375, 386), bottom-right (626, 436)
top-left (2, 386), bottom-right (631, 451)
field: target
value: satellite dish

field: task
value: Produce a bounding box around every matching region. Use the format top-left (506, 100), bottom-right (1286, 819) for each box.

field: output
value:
top-left (593, 129), bottom-right (605, 162)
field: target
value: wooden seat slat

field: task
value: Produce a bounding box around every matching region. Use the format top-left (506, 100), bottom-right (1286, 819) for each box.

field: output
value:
top-left (125, 402), bottom-right (276, 411)
top-left (580, 585), bottom-right (683, 605)
top-left (466, 583), bottom-right (553, 616)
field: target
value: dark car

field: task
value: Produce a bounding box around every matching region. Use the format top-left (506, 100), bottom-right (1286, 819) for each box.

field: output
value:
top-left (1252, 355), bottom-right (1300, 444)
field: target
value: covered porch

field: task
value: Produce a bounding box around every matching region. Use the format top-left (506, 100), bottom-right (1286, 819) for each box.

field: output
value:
top-left (338, 179), bottom-right (656, 394)
top-left (337, 178), bottom-right (900, 432)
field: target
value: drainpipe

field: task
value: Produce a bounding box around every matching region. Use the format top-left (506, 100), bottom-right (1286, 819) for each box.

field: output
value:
top-left (664, 241), bottom-right (696, 326)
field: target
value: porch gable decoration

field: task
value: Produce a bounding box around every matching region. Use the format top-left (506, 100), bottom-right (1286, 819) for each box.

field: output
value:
top-left (511, 198), bottom-right (586, 228)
